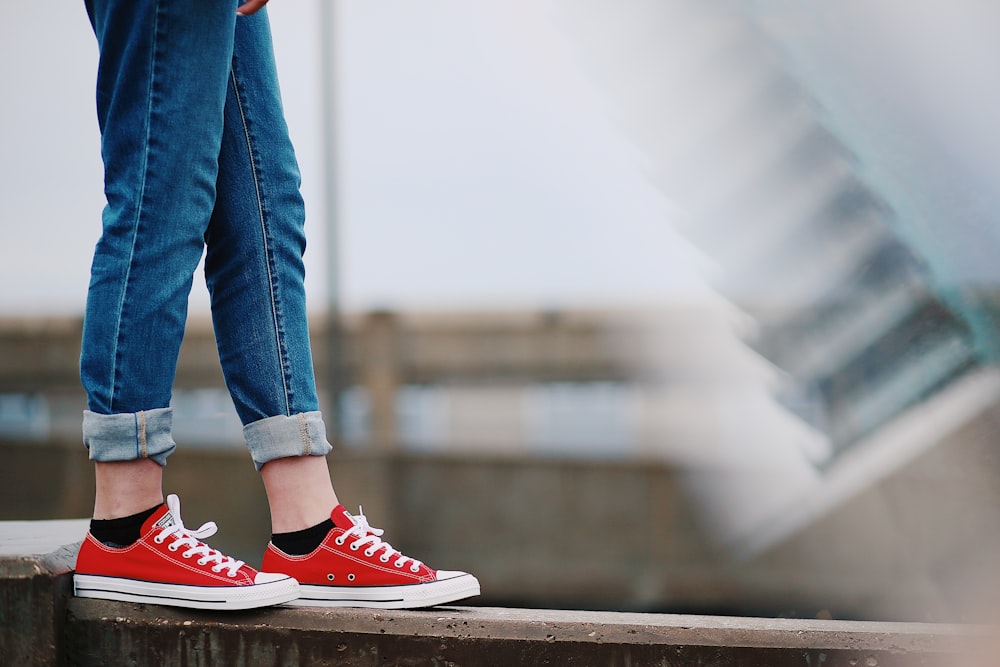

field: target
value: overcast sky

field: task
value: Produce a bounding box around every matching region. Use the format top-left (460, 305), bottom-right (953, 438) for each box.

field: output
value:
top-left (0, 0), bottom-right (708, 316)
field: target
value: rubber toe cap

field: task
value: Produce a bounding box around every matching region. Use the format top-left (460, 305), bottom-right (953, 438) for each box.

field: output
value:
top-left (254, 571), bottom-right (295, 585)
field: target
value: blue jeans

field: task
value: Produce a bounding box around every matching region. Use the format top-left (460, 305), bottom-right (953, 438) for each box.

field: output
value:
top-left (80, 0), bottom-right (332, 470)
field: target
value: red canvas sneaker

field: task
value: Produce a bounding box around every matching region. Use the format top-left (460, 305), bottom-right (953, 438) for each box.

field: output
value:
top-left (262, 505), bottom-right (480, 609)
top-left (74, 494), bottom-right (299, 610)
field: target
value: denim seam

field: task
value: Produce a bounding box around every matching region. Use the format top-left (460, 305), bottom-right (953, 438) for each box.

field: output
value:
top-left (106, 0), bottom-right (162, 413)
top-left (229, 65), bottom-right (292, 416)
top-left (297, 412), bottom-right (311, 456)
top-left (137, 410), bottom-right (148, 458)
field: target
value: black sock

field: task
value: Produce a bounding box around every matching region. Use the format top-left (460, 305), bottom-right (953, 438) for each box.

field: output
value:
top-left (90, 504), bottom-right (162, 548)
top-left (272, 518), bottom-right (335, 556)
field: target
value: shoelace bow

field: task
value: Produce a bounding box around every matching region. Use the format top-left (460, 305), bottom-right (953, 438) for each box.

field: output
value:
top-left (153, 495), bottom-right (245, 577)
top-left (338, 507), bottom-right (423, 573)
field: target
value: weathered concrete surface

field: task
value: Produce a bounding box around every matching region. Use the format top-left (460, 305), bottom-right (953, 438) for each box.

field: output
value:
top-left (64, 600), bottom-right (977, 667)
top-left (0, 520), bottom-right (984, 667)
top-left (0, 520), bottom-right (87, 667)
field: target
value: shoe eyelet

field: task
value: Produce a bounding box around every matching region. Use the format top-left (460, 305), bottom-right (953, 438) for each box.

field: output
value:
top-left (349, 543), bottom-right (360, 551)
top-left (364, 549), bottom-right (376, 557)
top-left (334, 537), bottom-right (345, 546)
top-left (394, 560), bottom-right (405, 568)
top-left (168, 544), bottom-right (179, 552)
top-left (379, 555), bottom-right (391, 563)
top-left (154, 537), bottom-right (165, 545)
top-left (347, 573), bottom-right (356, 582)
top-left (327, 574), bottom-right (335, 581)
top-left (197, 559), bottom-right (209, 566)
top-left (410, 565), bottom-right (420, 573)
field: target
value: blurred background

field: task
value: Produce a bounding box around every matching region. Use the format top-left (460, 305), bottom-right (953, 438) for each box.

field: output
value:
top-left (3, 0), bottom-right (1000, 622)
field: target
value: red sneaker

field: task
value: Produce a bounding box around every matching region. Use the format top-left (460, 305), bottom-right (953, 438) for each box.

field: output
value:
top-left (262, 505), bottom-right (480, 609)
top-left (74, 494), bottom-right (299, 610)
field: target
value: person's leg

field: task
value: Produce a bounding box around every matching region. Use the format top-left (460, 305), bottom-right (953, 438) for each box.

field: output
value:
top-left (207, 11), bottom-right (479, 608)
top-left (80, 0), bottom-right (237, 518)
top-left (205, 7), bottom-right (337, 531)
top-left (74, 0), bottom-right (299, 609)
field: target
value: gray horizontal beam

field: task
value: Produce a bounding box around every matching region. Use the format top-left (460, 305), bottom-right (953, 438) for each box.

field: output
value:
top-left (0, 312), bottom-right (636, 393)
top-left (64, 598), bottom-right (975, 667)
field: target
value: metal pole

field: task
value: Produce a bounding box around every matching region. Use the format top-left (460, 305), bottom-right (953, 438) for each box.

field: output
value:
top-left (319, 0), bottom-right (344, 442)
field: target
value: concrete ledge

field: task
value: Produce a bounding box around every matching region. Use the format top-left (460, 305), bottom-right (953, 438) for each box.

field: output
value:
top-left (64, 600), bottom-right (976, 666)
top-left (0, 520), bottom-right (88, 667)
top-left (0, 520), bottom-right (985, 666)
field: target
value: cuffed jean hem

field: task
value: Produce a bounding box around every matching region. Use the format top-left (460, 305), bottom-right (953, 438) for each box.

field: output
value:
top-left (83, 407), bottom-right (177, 466)
top-left (244, 411), bottom-right (333, 472)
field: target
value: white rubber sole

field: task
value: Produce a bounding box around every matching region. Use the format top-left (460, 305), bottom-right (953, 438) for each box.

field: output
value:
top-left (287, 570), bottom-right (480, 609)
top-left (73, 573), bottom-right (300, 611)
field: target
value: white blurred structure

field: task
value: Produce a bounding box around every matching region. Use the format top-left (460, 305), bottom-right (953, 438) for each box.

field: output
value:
top-left (548, 0), bottom-right (1000, 616)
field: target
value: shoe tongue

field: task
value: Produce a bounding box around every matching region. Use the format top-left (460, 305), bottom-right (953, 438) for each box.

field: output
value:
top-left (330, 505), bottom-right (357, 531)
top-left (142, 504), bottom-right (175, 534)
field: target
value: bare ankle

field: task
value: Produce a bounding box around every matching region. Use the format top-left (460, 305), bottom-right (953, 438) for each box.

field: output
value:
top-left (93, 459), bottom-right (164, 520)
top-left (261, 455), bottom-right (339, 533)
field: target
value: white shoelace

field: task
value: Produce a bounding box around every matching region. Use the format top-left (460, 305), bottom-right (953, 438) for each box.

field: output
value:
top-left (336, 507), bottom-right (423, 573)
top-left (151, 494), bottom-right (245, 578)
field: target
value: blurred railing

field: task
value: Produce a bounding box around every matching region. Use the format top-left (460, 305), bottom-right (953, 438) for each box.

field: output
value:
top-left (1, 299), bottom-right (996, 461)
top-left (0, 311), bottom-right (642, 449)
